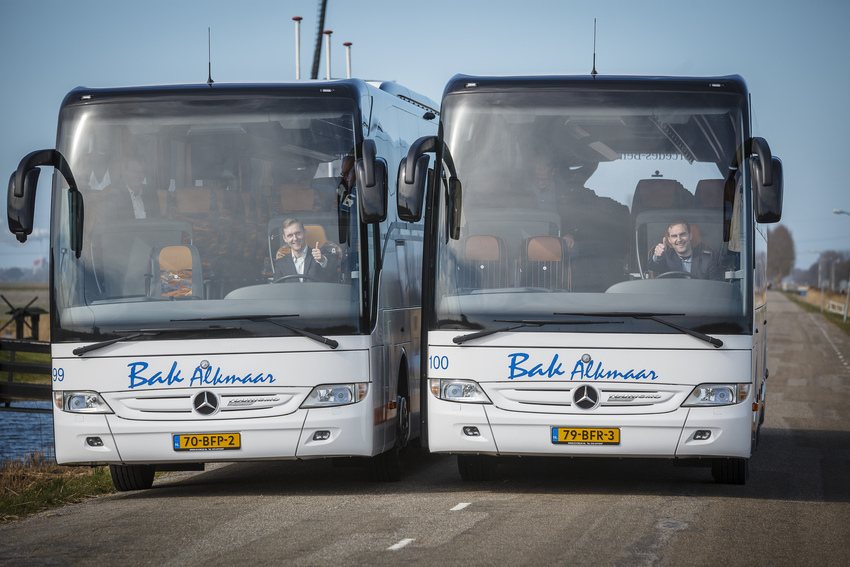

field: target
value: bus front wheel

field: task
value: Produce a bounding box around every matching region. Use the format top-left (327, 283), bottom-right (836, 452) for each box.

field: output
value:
top-left (457, 454), bottom-right (497, 481)
top-left (711, 457), bottom-right (749, 485)
top-left (109, 464), bottom-right (156, 491)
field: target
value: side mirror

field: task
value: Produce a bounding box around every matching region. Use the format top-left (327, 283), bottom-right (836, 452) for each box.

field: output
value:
top-left (6, 149), bottom-right (83, 256)
top-left (748, 137), bottom-right (783, 224)
top-left (447, 177), bottom-right (462, 240)
top-left (358, 139), bottom-right (377, 188)
top-left (754, 156), bottom-right (783, 223)
top-left (69, 188), bottom-right (85, 253)
top-left (357, 158), bottom-right (387, 223)
top-left (397, 155), bottom-right (430, 222)
top-left (7, 167), bottom-right (41, 242)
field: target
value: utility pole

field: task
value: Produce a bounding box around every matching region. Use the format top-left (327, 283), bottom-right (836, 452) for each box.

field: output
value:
top-left (310, 0), bottom-right (328, 80)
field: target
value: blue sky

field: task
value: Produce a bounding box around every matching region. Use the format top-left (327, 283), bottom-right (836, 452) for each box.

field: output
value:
top-left (1, 0), bottom-right (849, 272)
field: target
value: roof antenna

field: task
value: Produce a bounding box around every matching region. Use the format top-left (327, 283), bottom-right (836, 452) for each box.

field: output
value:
top-left (591, 19), bottom-right (598, 77)
top-left (207, 27), bottom-right (214, 86)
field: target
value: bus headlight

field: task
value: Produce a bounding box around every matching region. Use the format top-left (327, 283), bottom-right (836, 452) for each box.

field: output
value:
top-left (301, 383), bottom-right (368, 408)
top-left (682, 384), bottom-right (751, 407)
top-left (430, 379), bottom-right (492, 403)
top-left (55, 391), bottom-right (114, 414)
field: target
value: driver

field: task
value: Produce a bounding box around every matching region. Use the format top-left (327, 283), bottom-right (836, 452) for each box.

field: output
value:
top-left (649, 219), bottom-right (722, 281)
top-left (273, 218), bottom-right (338, 282)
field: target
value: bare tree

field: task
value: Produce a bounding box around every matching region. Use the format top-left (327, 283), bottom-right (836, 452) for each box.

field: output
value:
top-left (767, 225), bottom-right (795, 283)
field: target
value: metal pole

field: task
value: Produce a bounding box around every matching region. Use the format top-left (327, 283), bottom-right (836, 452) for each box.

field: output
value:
top-left (324, 30), bottom-right (333, 80)
top-left (292, 17), bottom-right (302, 80)
top-left (344, 42), bottom-right (352, 79)
top-left (310, 0), bottom-right (327, 80)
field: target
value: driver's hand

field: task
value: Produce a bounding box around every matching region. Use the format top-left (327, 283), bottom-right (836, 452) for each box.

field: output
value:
top-left (653, 240), bottom-right (667, 259)
top-left (312, 242), bottom-right (324, 262)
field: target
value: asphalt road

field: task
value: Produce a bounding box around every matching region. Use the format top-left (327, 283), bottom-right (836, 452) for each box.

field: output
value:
top-left (1, 291), bottom-right (848, 566)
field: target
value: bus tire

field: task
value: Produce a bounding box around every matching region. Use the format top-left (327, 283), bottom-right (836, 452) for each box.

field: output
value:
top-left (368, 390), bottom-right (410, 482)
top-left (711, 457), bottom-right (748, 485)
top-left (457, 454), bottom-right (496, 481)
top-left (396, 395), bottom-right (411, 450)
top-left (369, 448), bottom-right (402, 482)
top-left (109, 464), bottom-right (156, 491)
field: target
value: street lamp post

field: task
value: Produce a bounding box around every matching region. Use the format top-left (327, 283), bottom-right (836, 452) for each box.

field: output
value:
top-left (808, 249), bottom-right (825, 312)
top-left (833, 210), bottom-right (850, 321)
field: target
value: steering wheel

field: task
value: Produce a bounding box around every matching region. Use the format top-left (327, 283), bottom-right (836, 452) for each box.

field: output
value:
top-left (273, 274), bottom-right (319, 283)
top-left (655, 271), bottom-right (691, 279)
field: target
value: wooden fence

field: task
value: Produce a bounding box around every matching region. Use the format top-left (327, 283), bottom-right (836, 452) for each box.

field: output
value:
top-left (0, 338), bottom-right (51, 412)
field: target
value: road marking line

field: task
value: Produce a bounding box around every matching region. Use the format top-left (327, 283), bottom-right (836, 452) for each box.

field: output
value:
top-left (388, 538), bottom-right (415, 551)
top-left (451, 502), bottom-right (471, 511)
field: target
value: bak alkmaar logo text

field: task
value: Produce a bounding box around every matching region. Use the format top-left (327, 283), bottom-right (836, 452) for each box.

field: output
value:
top-left (126, 361), bottom-right (276, 389)
top-left (507, 353), bottom-right (658, 381)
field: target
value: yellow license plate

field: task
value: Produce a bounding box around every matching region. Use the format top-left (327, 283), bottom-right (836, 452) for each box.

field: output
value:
top-left (552, 427), bottom-right (620, 445)
top-left (173, 433), bottom-right (241, 451)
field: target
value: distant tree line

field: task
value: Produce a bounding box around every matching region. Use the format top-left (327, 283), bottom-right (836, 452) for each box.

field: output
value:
top-left (767, 225), bottom-right (795, 283)
top-left (793, 250), bottom-right (850, 290)
top-left (765, 225), bottom-right (850, 290)
top-left (0, 264), bottom-right (48, 283)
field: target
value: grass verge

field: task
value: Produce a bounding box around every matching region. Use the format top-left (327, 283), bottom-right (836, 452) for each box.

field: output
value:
top-left (782, 291), bottom-right (850, 338)
top-left (0, 452), bottom-right (114, 524)
top-left (0, 349), bottom-right (51, 384)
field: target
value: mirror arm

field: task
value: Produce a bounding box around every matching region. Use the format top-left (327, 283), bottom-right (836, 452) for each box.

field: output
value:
top-left (15, 149), bottom-right (78, 197)
top-left (13, 149), bottom-right (83, 256)
top-left (361, 139), bottom-right (377, 187)
top-left (749, 137), bottom-right (773, 187)
top-left (404, 136), bottom-right (438, 183)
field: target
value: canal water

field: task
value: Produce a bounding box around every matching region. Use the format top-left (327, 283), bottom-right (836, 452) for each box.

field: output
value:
top-left (0, 402), bottom-right (55, 461)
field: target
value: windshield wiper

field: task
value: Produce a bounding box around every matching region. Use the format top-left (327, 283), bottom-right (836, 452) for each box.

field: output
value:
top-left (453, 319), bottom-right (621, 345)
top-left (73, 325), bottom-right (241, 356)
top-left (554, 312), bottom-right (723, 348)
top-left (174, 314), bottom-right (339, 349)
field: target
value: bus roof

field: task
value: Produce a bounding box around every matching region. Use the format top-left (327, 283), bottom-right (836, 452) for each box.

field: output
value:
top-left (441, 74), bottom-right (749, 99)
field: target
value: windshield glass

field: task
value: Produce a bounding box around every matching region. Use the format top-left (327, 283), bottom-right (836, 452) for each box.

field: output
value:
top-left (52, 94), bottom-right (362, 341)
top-left (433, 86), bottom-right (751, 335)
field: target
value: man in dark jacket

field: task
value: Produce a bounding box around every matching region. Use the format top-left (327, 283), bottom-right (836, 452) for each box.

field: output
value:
top-left (273, 218), bottom-right (338, 282)
top-left (100, 155), bottom-right (160, 220)
top-left (649, 219), bottom-right (723, 281)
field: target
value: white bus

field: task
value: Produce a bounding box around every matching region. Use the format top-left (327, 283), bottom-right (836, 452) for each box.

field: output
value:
top-left (398, 75), bottom-right (783, 484)
top-left (7, 79), bottom-right (438, 489)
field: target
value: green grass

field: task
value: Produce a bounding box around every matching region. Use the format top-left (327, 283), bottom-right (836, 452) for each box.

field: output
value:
top-left (0, 452), bottom-right (115, 524)
top-left (0, 349), bottom-right (51, 384)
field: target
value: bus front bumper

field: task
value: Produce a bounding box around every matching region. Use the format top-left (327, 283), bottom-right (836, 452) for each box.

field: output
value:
top-left (52, 402), bottom-right (378, 465)
top-left (427, 397), bottom-right (752, 459)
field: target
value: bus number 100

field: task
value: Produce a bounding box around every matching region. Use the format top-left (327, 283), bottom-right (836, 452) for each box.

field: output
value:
top-left (429, 355), bottom-right (449, 370)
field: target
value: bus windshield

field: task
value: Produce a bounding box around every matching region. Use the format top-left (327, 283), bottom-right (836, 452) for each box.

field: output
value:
top-left (433, 87), bottom-right (752, 335)
top-left (52, 95), bottom-right (363, 342)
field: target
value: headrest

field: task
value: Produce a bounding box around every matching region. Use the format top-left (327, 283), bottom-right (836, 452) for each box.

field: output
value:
top-left (633, 179), bottom-right (692, 209)
top-left (694, 179), bottom-right (725, 209)
top-left (158, 245), bottom-right (193, 271)
top-left (525, 236), bottom-right (563, 262)
top-left (175, 187), bottom-right (213, 213)
top-left (304, 224), bottom-right (327, 247)
top-left (689, 224), bottom-right (703, 246)
top-left (279, 184), bottom-right (316, 211)
top-left (465, 235), bottom-right (504, 262)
